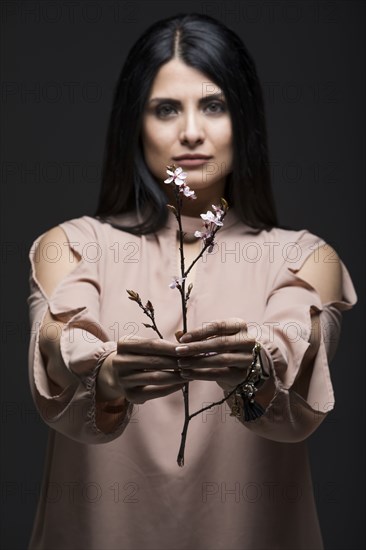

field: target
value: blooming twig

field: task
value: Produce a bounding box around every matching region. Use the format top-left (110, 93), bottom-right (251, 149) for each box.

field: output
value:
top-left (126, 164), bottom-right (235, 467)
top-left (163, 164), bottom-right (229, 466)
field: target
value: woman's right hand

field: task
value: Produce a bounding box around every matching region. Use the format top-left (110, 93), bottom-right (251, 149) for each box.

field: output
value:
top-left (96, 335), bottom-right (191, 404)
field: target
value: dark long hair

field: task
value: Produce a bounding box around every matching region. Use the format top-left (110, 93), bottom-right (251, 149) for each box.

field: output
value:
top-left (95, 13), bottom-right (279, 234)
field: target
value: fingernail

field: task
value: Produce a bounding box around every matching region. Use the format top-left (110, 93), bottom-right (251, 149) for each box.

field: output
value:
top-left (180, 333), bottom-right (192, 343)
top-left (176, 345), bottom-right (189, 355)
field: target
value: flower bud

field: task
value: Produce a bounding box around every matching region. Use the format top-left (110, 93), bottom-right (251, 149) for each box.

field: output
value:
top-left (126, 289), bottom-right (140, 301)
top-left (167, 204), bottom-right (177, 215)
top-left (146, 300), bottom-right (154, 312)
top-left (220, 197), bottom-right (228, 210)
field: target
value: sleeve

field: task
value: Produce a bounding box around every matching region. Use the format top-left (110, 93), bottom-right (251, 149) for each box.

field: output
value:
top-left (225, 231), bottom-right (357, 443)
top-left (27, 216), bottom-right (134, 445)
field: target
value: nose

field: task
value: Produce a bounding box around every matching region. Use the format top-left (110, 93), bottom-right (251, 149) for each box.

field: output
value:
top-left (179, 109), bottom-right (205, 146)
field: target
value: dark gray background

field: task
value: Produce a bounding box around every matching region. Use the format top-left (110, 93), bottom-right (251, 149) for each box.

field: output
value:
top-left (1, 1), bottom-right (364, 548)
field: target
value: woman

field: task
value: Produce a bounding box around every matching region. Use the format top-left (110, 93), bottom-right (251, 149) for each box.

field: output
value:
top-left (27, 13), bottom-right (357, 550)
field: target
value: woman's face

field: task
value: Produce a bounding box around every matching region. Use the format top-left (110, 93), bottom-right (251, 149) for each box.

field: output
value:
top-left (141, 58), bottom-right (233, 214)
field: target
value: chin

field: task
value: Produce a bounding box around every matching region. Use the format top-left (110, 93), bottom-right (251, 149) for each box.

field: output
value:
top-left (189, 177), bottom-right (222, 188)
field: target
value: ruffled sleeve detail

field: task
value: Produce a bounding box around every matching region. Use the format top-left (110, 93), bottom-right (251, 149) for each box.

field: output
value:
top-left (27, 217), bottom-right (134, 444)
top-left (226, 231), bottom-right (357, 443)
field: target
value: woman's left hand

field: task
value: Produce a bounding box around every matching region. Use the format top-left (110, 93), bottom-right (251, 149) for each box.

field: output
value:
top-left (175, 317), bottom-right (256, 391)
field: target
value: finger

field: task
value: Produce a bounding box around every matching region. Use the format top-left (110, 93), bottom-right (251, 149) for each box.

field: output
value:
top-left (175, 335), bottom-right (255, 356)
top-left (125, 383), bottom-right (187, 404)
top-left (113, 353), bottom-right (179, 372)
top-left (179, 318), bottom-right (247, 343)
top-left (177, 352), bottom-right (252, 369)
top-left (118, 370), bottom-right (191, 387)
top-left (117, 336), bottom-right (177, 356)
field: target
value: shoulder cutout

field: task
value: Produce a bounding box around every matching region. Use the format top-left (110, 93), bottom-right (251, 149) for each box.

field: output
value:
top-left (34, 226), bottom-right (81, 299)
top-left (296, 243), bottom-right (343, 304)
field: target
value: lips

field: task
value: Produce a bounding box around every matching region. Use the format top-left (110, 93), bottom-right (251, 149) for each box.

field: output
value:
top-left (173, 154), bottom-right (212, 160)
top-left (172, 157), bottom-right (213, 167)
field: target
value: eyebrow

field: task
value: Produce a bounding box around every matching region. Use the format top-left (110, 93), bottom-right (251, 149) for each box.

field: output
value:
top-left (147, 92), bottom-right (226, 106)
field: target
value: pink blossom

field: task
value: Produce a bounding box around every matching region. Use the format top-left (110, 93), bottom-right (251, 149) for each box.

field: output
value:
top-left (169, 276), bottom-right (186, 289)
top-left (164, 166), bottom-right (187, 186)
top-left (165, 166), bottom-right (197, 200)
top-left (200, 210), bottom-right (223, 227)
top-left (212, 204), bottom-right (225, 219)
top-left (183, 186), bottom-right (197, 199)
top-left (194, 230), bottom-right (213, 240)
top-left (193, 203), bottom-right (226, 252)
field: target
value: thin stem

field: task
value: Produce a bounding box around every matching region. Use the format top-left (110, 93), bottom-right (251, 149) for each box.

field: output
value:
top-left (176, 369), bottom-right (251, 466)
top-left (184, 210), bottom-right (228, 278)
top-left (132, 295), bottom-right (164, 339)
top-left (173, 186), bottom-right (190, 467)
top-left (184, 240), bottom-right (210, 277)
top-left (174, 201), bottom-right (230, 466)
top-left (189, 384), bottom-right (239, 420)
top-left (147, 313), bottom-right (164, 340)
top-left (175, 191), bottom-right (187, 334)
top-left (177, 384), bottom-right (190, 467)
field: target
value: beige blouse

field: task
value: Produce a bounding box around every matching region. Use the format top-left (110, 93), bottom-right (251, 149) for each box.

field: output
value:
top-left (27, 208), bottom-right (357, 550)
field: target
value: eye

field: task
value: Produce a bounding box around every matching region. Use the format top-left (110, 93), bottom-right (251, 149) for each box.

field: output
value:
top-left (205, 101), bottom-right (226, 114)
top-left (155, 104), bottom-right (177, 118)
